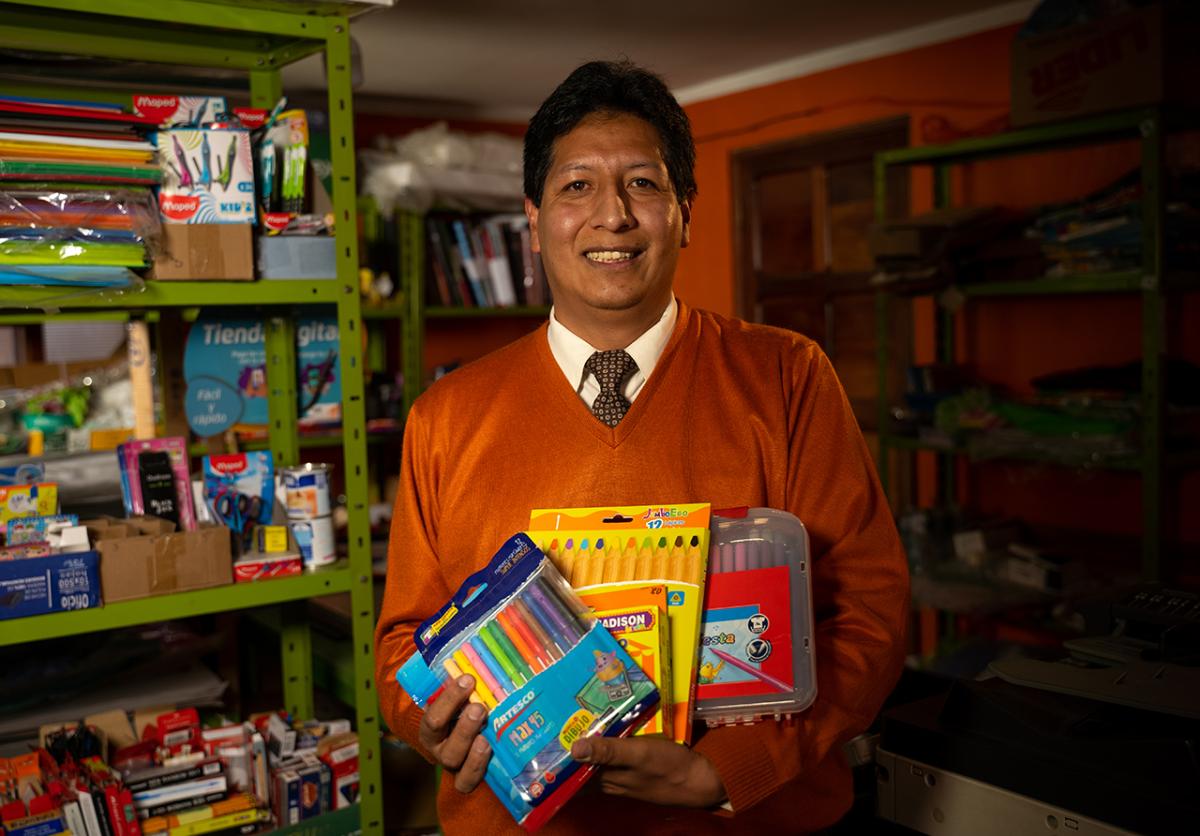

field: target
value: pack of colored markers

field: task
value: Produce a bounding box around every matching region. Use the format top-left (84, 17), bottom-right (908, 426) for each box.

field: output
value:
top-left (528, 503), bottom-right (711, 744)
top-left (395, 533), bottom-right (659, 831)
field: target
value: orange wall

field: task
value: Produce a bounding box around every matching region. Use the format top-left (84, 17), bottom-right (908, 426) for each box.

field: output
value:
top-left (680, 25), bottom-right (1023, 314)
top-left (679, 24), bottom-right (1198, 552)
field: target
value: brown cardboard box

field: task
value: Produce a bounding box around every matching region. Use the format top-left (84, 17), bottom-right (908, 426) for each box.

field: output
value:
top-left (1010, 4), bottom-right (1200, 128)
top-left (151, 223), bottom-right (255, 281)
top-left (87, 516), bottom-right (233, 602)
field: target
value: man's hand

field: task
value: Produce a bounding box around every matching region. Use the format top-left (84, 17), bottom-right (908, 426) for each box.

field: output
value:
top-left (571, 736), bottom-right (727, 808)
top-left (417, 675), bottom-right (492, 793)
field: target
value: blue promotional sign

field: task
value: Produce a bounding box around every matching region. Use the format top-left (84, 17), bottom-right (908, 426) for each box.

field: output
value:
top-left (184, 375), bottom-right (243, 437)
top-left (183, 315), bottom-right (341, 437)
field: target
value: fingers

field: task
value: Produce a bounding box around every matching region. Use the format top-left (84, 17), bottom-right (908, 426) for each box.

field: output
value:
top-left (418, 675), bottom-right (476, 752)
top-left (453, 735), bottom-right (492, 793)
top-left (571, 736), bottom-right (642, 768)
top-left (436, 702), bottom-right (487, 771)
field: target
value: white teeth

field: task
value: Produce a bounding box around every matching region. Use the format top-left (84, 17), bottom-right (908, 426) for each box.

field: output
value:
top-left (586, 250), bottom-right (636, 263)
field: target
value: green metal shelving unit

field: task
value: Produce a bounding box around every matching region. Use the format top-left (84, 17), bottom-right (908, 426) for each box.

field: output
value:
top-left (0, 2), bottom-right (383, 833)
top-left (363, 209), bottom-right (549, 415)
top-left (874, 106), bottom-right (1182, 583)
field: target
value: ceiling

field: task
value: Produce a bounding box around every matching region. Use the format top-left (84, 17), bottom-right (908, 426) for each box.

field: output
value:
top-left (284, 0), bottom-right (1035, 122)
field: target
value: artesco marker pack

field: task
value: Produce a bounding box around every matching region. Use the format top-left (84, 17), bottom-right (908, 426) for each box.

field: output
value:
top-left (396, 533), bottom-right (659, 831)
top-left (696, 507), bottom-right (817, 726)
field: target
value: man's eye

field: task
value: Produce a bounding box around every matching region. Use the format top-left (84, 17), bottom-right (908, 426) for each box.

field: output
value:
top-left (630, 177), bottom-right (657, 189)
top-left (564, 180), bottom-right (588, 192)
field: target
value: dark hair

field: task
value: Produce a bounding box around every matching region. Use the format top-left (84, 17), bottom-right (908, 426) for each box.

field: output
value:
top-left (523, 60), bottom-right (696, 206)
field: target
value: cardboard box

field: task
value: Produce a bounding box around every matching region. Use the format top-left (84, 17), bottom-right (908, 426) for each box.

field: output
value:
top-left (0, 550), bottom-right (101, 621)
top-left (151, 223), bottom-right (254, 281)
top-left (1010, 4), bottom-right (1200, 128)
top-left (87, 516), bottom-right (232, 602)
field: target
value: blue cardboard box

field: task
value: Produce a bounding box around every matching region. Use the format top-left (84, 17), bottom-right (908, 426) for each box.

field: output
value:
top-left (0, 550), bottom-right (102, 620)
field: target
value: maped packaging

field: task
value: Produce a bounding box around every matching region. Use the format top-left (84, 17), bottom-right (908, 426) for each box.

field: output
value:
top-left (396, 533), bottom-right (659, 831)
top-left (696, 507), bottom-right (817, 726)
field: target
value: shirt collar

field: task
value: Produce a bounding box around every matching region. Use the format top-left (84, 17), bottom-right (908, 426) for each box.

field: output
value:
top-left (547, 295), bottom-right (677, 394)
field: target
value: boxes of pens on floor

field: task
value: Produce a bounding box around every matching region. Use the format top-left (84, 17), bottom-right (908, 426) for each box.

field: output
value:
top-left (86, 515), bottom-right (232, 603)
top-left (696, 507), bottom-right (817, 727)
top-left (396, 533), bottom-right (659, 832)
top-left (527, 503), bottom-right (711, 745)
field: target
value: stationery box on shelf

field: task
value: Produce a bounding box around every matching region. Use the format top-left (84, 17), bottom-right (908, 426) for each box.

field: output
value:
top-left (1010, 3), bottom-right (1200, 128)
top-left (0, 549), bottom-right (101, 621)
top-left (150, 223), bottom-right (255, 281)
top-left (257, 236), bottom-right (336, 280)
top-left (85, 515), bottom-right (232, 602)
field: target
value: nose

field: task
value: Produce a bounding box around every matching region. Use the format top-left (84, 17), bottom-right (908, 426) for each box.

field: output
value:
top-left (590, 182), bottom-right (634, 232)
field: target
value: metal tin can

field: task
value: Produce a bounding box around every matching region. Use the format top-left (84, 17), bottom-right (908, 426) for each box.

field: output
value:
top-left (282, 463), bottom-right (332, 520)
top-left (291, 515), bottom-right (336, 568)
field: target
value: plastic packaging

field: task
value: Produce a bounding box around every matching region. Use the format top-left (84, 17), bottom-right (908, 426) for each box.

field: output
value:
top-left (696, 507), bottom-right (817, 726)
top-left (396, 533), bottom-right (659, 831)
top-left (0, 186), bottom-right (161, 263)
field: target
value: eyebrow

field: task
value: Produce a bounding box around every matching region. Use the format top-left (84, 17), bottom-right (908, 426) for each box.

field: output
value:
top-left (554, 161), bottom-right (663, 175)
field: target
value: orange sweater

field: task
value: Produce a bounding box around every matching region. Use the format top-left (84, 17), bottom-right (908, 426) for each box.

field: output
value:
top-left (375, 301), bottom-right (909, 835)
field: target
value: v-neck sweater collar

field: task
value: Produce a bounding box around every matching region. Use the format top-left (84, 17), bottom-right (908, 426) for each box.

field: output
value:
top-left (531, 298), bottom-right (696, 448)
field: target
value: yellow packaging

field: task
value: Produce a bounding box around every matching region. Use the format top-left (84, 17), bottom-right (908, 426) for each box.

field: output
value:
top-left (584, 586), bottom-right (672, 738)
top-left (0, 483), bottom-right (58, 537)
top-left (528, 503), bottom-right (710, 744)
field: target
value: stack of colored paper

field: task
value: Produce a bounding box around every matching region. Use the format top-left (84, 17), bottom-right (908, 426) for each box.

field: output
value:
top-left (0, 95), bottom-right (162, 284)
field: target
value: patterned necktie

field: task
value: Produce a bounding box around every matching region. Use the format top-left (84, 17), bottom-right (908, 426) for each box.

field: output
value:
top-left (584, 349), bottom-right (638, 427)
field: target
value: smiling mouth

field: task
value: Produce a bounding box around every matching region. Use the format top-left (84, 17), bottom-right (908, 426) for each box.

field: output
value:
top-left (584, 249), bottom-right (642, 264)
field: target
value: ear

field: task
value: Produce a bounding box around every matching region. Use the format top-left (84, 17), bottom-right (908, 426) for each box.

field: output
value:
top-left (678, 194), bottom-right (693, 249)
top-left (524, 196), bottom-right (541, 253)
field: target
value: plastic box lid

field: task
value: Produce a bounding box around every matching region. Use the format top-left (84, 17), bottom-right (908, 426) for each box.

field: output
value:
top-left (695, 507), bottom-right (817, 726)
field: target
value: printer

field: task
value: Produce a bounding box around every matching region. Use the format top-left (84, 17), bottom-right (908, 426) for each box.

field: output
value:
top-left (876, 585), bottom-right (1200, 835)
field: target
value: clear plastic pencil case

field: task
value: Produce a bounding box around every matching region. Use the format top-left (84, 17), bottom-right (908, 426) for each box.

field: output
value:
top-left (396, 533), bottom-right (660, 831)
top-left (695, 507), bottom-right (817, 726)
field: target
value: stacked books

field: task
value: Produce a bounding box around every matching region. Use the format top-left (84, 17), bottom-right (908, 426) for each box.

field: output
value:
top-left (424, 212), bottom-right (549, 308)
top-left (0, 94), bottom-right (161, 286)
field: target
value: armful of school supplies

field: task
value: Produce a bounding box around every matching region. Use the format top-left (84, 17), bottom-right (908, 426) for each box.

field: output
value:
top-left (395, 533), bottom-right (659, 832)
top-left (696, 507), bottom-right (817, 726)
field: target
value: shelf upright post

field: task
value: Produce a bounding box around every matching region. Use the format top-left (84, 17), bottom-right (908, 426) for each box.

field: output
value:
top-left (933, 163), bottom-right (957, 511)
top-left (257, 118), bottom-right (314, 731)
top-left (399, 210), bottom-right (426, 416)
top-left (265, 315), bottom-right (313, 723)
top-left (1140, 110), bottom-right (1165, 582)
top-left (874, 153), bottom-right (893, 505)
top-left (323, 16), bottom-right (384, 835)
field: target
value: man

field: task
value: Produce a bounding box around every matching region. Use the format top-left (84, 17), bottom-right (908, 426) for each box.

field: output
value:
top-left (375, 60), bottom-right (909, 835)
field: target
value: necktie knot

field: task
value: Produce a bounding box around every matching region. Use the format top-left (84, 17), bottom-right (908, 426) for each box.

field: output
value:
top-left (584, 349), bottom-right (638, 427)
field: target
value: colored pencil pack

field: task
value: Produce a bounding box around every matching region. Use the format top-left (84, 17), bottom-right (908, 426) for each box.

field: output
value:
top-left (396, 533), bottom-right (659, 832)
top-left (582, 585), bottom-right (673, 738)
top-left (697, 507), bottom-right (817, 726)
top-left (528, 503), bottom-right (710, 744)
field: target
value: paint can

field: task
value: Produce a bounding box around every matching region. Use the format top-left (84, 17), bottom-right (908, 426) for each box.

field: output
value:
top-left (291, 515), bottom-right (336, 568)
top-left (282, 463), bottom-right (332, 520)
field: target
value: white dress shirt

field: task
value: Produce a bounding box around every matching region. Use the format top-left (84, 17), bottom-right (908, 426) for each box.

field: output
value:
top-left (546, 296), bottom-right (677, 407)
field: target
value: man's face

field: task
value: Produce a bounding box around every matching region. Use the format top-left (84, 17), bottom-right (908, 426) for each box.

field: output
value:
top-left (525, 112), bottom-right (691, 343)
